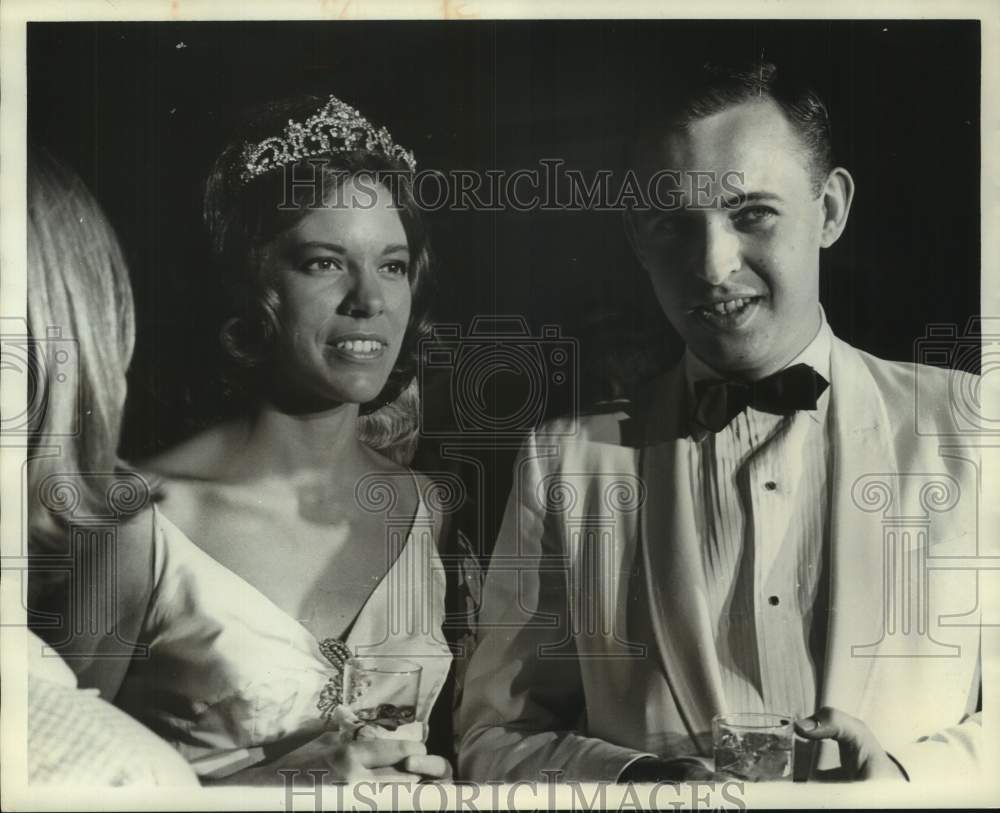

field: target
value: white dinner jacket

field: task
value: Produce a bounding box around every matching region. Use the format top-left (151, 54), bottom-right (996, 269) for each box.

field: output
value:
top-left (457, 336), bottom-right (984, 783)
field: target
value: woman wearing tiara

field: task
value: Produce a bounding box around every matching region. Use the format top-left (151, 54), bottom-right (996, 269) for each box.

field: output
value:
top-left (82, 95), bottom-right (453, 784)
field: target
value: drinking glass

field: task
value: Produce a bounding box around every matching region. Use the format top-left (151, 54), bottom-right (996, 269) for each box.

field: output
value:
top-left (712, 712), bottom-right (795, 781)
top-left (342, 657), bottom-right (422, 735)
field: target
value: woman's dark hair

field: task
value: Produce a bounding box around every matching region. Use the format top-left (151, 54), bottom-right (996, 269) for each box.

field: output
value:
top-left (203, 95), bottom-right (434, 461)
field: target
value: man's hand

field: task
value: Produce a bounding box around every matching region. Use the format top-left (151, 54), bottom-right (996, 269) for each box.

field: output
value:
top-left (618, 756), bottom-right (734, 783)
top-left (795, 706), bottom-right (907, 782)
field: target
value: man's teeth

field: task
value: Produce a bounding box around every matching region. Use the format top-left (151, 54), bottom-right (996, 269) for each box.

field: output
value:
top-left (705, 298), bottom-right (753, 315)
top-left (335, 339), bottom-right (383, 353)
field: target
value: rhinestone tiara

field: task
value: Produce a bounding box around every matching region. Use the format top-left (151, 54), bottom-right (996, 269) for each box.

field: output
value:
top-left (239, 95), bottom-right (417, 184)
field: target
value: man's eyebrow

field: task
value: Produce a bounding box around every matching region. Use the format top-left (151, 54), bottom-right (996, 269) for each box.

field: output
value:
top-left (381, 243), bottom-right (410, 255)
top-left (724, 191), bottom-right (784, 207)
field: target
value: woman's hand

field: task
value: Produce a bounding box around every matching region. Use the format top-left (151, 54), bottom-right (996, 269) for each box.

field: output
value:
top-left (398, 753), bottom-right (453, 782)
top-left (276, 732), bottom-right (429, 783)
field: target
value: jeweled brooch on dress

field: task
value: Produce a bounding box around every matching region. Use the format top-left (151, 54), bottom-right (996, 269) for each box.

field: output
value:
top-left (316, 637), bottom-right (352, 726)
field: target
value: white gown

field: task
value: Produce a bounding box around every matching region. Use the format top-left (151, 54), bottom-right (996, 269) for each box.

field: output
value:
top-left (115, 494), bottom-right (453, 780)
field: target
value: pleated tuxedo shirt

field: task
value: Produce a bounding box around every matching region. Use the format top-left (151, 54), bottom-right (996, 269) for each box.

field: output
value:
top-left (683, 313), bottom-right (832, 720)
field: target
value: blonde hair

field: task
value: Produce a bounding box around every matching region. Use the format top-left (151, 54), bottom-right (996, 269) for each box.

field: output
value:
top-left (27, 150), bottom-right (141, 550)
top-left (358, 378), bottom-right (420, 465)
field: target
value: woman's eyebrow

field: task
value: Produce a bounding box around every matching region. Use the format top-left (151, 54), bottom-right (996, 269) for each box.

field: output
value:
top-left (291, 240), bottom-right (347, 252)
top-left (381, 243), bottom-right (410, 255)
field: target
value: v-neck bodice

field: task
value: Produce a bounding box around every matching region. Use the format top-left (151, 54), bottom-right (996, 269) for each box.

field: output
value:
top-left (115, 498), bottom-right (452, 779)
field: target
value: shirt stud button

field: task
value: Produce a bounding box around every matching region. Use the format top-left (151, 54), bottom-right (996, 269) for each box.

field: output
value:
top-left (764, 480), bottom-right (778, 491)
top-left (768, 595), bottom-right (780, 606)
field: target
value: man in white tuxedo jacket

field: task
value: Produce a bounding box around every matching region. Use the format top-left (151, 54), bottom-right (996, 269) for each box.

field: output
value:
top-left (457, 61), bottom-right (984, 784)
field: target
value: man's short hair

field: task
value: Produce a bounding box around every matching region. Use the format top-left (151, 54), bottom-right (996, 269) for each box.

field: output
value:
top-left (637, 60), bottom-right (834, 194)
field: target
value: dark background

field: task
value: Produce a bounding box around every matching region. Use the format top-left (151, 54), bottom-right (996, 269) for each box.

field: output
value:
top-left (28, 20), bottom-right (981, 545)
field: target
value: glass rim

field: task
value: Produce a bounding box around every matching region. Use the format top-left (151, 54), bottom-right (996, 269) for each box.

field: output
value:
top-left (344, 656), bottom-right (423, 675)
top-left (711, 711), bottom-right (794, 728)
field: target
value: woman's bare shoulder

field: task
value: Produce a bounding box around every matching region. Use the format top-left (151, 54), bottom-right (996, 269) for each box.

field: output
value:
top-left (361, 444), bottom-right (422, 482)
top-left (95, 505), bottom-right (159, 585)
top-left (137, 422), bottom-right (252, 535)
top-left (141, 421), bottom-right (247, 482)
top-left (359, 445), bottom-right (435, 520)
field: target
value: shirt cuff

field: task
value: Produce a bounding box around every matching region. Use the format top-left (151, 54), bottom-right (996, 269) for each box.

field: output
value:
top-left (615, 753), bottom-right (660, 782)
top-left (887, 739), bottom-right (979, 784)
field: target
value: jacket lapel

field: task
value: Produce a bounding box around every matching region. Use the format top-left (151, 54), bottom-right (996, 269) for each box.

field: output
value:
top-left (813, 338), bottom-right (897, 767)
top-left (636, 366), bottom-right (726, 750)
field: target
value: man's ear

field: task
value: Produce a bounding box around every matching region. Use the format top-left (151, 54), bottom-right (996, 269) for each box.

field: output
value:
top-left (819, 167), bottom-right (855, 248)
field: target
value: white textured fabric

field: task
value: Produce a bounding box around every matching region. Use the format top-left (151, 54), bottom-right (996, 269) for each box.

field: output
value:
top-left (27, 631), bottom-right (198, 786)
top-left (683, 313), bottom-right (832, 720)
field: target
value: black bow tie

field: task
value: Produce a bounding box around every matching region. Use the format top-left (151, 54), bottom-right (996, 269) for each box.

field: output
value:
top-left (692, 363), bottom-right (830, 434)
